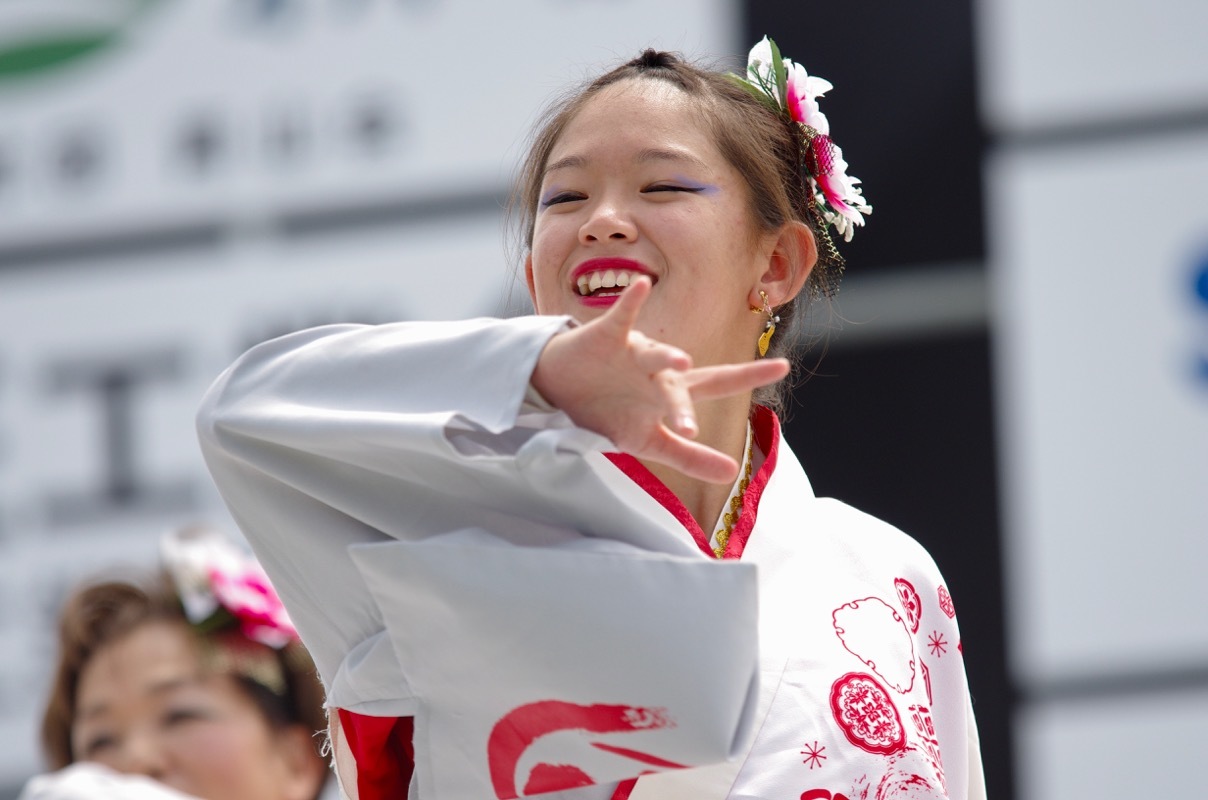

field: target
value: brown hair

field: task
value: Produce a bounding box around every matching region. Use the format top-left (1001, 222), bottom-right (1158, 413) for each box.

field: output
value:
top-left (510, 48), bottom-right (838, 411)
top-left (39, 570), bottom-right (327, 789)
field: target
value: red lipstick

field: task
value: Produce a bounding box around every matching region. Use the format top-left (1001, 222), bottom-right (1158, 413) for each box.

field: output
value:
top-left (572, 258), bottom-right (654, 308)
top-left (571, 257), bottom-right (652, 280)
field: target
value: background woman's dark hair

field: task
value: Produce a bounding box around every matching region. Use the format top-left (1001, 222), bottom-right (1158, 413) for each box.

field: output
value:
top-left (510, 48), bottom-right (838, 413)
top-left (39, 570), bottom-right (327, 787)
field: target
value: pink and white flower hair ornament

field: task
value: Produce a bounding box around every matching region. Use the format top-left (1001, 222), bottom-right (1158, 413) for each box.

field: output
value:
top-left (730, 36), bottom-right (872, 243)
top-left (160, 526), bottom-right (299, 650)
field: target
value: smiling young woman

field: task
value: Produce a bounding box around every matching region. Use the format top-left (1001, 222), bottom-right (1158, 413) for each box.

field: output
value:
top-left (524, 76), bottom-right (814, 534)
top-left (196, 39), bottom-right (984, 800)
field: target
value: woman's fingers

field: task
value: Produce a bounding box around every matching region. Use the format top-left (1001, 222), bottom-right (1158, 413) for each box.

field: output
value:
top-left (600, 274), bottom-right (652, 336)
top-left (633, 339), bottom-right (693, 375)
top-left (604, 277), bottom-right (698, 370)
top-left (532, 277), bottom-right (789, 482)
top-left (637, 359), bottom-right (788, 480)
top-left (642, 428), bottom-right (740, 484)
top-left (651, 368), bottom-right (699, 439)
top-left (685, 358), bottom-right (790, 400)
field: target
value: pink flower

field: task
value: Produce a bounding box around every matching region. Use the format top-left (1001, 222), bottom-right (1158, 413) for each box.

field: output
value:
top-left (783, 58), bottom-right (832, 133)
top-left (812, 141), bottom-right (871, 242)
top-left (162, 527), bottom-right (298, 650)
top-left (781, 59), bottom-right (870, 239)
top-left (208, 563), bottom-right (298, 649)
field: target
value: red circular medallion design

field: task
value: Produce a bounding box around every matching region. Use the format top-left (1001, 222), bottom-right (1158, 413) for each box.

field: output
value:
top-left (894, 578), bottom-right (922, 633)
top-left (829, 672), bottom-right (906, 756)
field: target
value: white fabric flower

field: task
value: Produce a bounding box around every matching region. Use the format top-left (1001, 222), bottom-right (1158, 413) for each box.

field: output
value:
top-left (746, 36), bottom-right (778, 105)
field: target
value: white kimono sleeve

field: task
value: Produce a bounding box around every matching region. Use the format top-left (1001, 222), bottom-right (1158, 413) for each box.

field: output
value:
top-left (18, 764), bottom-right (201, 800)
top-left (196, 317), bottom-right (760, 800)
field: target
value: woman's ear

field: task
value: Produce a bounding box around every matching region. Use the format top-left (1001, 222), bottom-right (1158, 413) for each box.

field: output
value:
top-left (277, 723), bottom-right (330, 800)
top-left (752, 220), bottom-right (816, 308)
top-left (524, 253), bottom-right (539, 311)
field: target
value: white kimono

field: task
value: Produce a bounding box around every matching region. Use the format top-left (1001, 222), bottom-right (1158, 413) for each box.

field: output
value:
top-left (197, 316), bottom-right (986, 800)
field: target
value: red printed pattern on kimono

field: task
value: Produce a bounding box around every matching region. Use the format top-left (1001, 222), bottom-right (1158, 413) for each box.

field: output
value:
top-left (908, 704), bottom-right (947, 794)
top-left (894, 578), bottom-right (922, 633)
top-left (937, 585), bottom-right (956, 619)
top-left (828, 672), bottom-right (906, 756)
top-left (487, 700), bottom-right (683, 799)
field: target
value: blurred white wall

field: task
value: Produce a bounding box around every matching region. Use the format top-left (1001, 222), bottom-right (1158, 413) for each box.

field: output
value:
top-left (0, 0), bottom-right (738, 793)
top-left (977, 0), bottom-right (1208, 796)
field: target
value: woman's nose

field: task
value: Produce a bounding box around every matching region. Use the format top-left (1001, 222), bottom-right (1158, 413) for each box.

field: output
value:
top-left (111, 731), bottom-right (168, 781)
top-left (579, 198), bottom-right (637, 243)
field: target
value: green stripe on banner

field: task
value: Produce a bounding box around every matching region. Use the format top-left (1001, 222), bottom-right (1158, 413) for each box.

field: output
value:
top-left (0, 32), bottom-right (118, 80)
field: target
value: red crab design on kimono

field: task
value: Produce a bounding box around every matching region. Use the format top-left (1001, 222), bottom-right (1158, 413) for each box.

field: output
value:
top-left (487, 700), bottom-right (685, 799)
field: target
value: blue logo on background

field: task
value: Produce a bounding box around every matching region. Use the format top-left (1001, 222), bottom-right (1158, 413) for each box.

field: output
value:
top-left (1194, 250), bottom-right (1208, 386)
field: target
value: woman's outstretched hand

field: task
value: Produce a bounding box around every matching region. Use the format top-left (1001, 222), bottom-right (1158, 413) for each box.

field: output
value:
top-left (530, 277), bottom-right (789, 484)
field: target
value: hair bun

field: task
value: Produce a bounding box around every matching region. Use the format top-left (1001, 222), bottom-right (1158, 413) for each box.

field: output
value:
top-left (633, 48), bottom-right (677, 70)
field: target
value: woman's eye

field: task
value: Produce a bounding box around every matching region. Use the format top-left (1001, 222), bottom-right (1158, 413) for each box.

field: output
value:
top-left (82, 735), bottom-right (117, 756)
top-left (163, 707), bottom-right (206, 725)
top-left (540, 192), bottom-right (585, 207)
top-left (644, 184), bottom-right (703, 194)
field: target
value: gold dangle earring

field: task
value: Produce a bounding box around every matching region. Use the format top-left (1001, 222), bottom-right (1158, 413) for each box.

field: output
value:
top-left (751, 290), bottom-right (779, 357)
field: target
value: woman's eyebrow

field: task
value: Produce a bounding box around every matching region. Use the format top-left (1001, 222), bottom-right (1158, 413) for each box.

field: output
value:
top-left (544, 148), bottom-right (708, 177)
top-left (76, 700), bottom-right (111, 723)
top-left (149, 676), bottom-right (197, 696)
top-left (543, 154), bottom-right (588, 176)
top-left (78, 676), bottom-right (197, 721)
top-left (635, 148), bottom-right (709, 169)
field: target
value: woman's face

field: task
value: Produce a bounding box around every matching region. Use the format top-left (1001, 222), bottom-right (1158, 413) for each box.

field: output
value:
top-left (71, 621), bottom-right (317, 800)
top-left (526, 79), bottom-right (775, 367)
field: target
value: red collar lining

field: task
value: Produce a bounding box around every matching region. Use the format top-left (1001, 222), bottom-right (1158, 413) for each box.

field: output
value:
top-left (604, 406), bottom-right (780, 560)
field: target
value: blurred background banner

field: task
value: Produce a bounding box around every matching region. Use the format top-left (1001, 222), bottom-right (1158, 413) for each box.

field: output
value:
top-left (979, 0), bottom-right (1208, 797)
top-left (2, 0), bottom-right (1206, 798)
top-left (0, 0), bottom-right (735, 792)
top-left (991, 137), bottom-right (1208, 688)
top-left (0, 0), bottom-right (736, 241)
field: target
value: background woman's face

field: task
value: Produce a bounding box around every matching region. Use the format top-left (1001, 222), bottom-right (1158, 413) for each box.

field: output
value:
top-left (527, 79), bottom-right (773, 367)
top-left (70, 620), bottom-right (313, 800)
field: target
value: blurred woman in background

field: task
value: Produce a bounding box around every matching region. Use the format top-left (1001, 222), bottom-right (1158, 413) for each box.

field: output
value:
top-left (22, 527), bottom-right (330, 800)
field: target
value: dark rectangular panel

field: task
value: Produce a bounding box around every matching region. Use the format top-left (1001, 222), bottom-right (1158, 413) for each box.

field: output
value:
top-left (744, 2), bottom-right (986, 271)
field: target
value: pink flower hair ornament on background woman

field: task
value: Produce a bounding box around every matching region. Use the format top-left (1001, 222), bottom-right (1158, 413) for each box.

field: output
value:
top-left (162, 526), bottom-right (299, 650)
